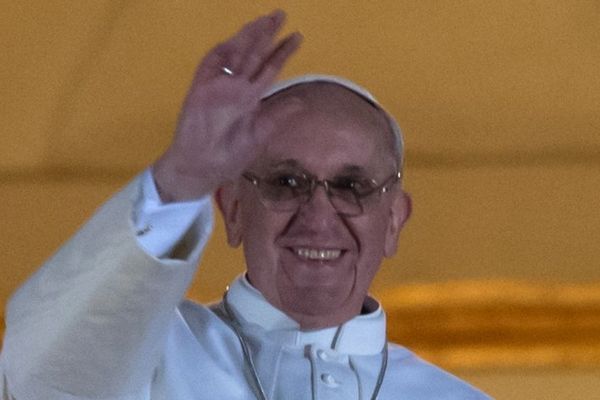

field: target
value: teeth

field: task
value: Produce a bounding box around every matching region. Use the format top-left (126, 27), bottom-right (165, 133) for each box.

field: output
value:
top-left (295, 248), bottom-right (342, 260)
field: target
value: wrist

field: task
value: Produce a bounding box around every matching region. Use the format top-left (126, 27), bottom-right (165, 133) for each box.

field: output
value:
top-left (152, 155), bottom-right (212, 203)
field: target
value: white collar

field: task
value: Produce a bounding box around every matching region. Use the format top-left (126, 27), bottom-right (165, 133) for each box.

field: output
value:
top-left (226, 275), bottom-right (386, 355)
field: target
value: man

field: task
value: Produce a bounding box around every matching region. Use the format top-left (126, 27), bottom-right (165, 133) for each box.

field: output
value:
top-left (0, 11), bottom-right (489, 399)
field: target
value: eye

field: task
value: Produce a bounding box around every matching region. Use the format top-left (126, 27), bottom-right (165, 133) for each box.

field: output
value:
top-left (265, 173), bottom-right (307, 190)
top-left (279, 175), bottom-right (299, 188)
top-left (260, 172), bottom-right (310, 202)
top-left (331, 176), bottom-right (375, 196)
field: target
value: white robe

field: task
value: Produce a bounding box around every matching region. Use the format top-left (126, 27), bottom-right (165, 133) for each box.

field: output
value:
top-left (0, 176), bottom-right (490, 399)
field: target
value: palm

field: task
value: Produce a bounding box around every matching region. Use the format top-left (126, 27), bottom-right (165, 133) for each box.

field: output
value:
top-left (153, 10), bottom-right (302, 202)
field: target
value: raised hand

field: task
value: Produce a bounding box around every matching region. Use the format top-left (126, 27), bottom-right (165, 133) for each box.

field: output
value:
top-left (152, 10), bottom-right (302, 202)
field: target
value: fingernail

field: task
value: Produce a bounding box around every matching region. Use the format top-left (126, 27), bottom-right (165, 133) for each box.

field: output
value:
top-left (269, 9), bottom-right (285, 24)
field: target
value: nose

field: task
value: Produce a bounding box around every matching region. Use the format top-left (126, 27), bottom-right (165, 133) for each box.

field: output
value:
top-left (288, 182), bottom-right (348, 239)
top-left (297, 183), bottom-right (339, 217)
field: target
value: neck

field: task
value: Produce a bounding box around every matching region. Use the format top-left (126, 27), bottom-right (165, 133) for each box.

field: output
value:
top-left (231, 275), bottom-right (380, 331)
top-left (287, 307), bottom-right (361, 330)
top-left (277, 292), bottom-right (380, 330)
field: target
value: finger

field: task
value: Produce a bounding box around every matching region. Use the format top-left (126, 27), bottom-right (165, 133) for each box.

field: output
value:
top-left (228, 11), bottom-right (285, 76)
top-left (194, 12), bottom-right (283, 83)
top-left (226, 18), bottom-right (269, 74)
top-left (242, 10), bottom-right (287, 77)
top-left (194, 42), bottom-right (231, 83)
top-left (252, 32), bottom-right (303, 87)
top-left (250, 96), bottom-right (304, 146)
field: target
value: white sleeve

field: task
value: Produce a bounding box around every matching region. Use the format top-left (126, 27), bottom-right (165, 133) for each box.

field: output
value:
top-left (133, 169), bottom-right (208, 259)
top-left (0, 174), bottom-right (213, 400)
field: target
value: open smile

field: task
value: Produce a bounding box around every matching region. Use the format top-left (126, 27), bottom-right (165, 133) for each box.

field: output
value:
top-left (291, 247), bottom-right (344, 261)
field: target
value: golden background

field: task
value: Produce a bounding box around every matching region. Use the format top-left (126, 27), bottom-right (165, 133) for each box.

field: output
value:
top-left (1, 1), bottom-right (599, 398)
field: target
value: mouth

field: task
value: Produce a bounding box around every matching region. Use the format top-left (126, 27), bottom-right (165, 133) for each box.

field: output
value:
top-left (292, 247), bottom-right (344, 261)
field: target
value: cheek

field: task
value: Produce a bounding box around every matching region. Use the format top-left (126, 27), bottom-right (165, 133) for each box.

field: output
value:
top-left (240, 205), bottom-right (272, 259)
top-left (239, 188), bottom-right (271, 238)
top-left (352, 212), bottom-right (390, 270)
top-left (240, 209), bottom-right (275, 295)
top-left (239, 196), bottom-right (289, 280)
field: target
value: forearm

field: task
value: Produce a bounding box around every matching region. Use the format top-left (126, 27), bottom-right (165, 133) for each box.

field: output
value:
top-left (1, 9), bottom-right (300, 397)
top-left (1, 174), bottom-right (213, 399)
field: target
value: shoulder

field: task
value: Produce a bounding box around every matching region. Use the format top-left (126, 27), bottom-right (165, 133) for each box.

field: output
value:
top-left (384, 343), bottom-right (492, 399)
top-left (165, 300), bottom-right (242, 367)
top-left (175, 299), bottom-right (231, 337)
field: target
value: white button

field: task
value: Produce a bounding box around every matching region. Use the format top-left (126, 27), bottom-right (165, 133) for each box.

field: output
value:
top-left (317, 348), bottom-right (341, 362)
top-left (320, 373), bottom-right (339, 387)
top-left (317, 349), bottom-right (329, 361)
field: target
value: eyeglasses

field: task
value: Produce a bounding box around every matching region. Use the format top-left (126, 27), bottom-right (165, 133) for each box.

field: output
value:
top-left (242, 170), bottom-right (401, 216)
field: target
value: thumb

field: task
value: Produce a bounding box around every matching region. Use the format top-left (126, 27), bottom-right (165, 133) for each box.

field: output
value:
top-left (251, 97), bottom-right (304, 145)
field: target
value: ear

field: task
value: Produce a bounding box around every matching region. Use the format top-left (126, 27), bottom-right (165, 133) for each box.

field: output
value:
top-left (215, 182), bottom-right (243, 248)
top-left (384, 190), bottom-right (412, 257)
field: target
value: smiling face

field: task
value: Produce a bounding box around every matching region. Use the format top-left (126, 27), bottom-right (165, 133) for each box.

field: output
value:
top-left (217, 83), bottom-right (410, 329)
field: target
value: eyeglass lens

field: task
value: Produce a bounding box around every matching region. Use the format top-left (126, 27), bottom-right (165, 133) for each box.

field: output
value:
top-left (246, 171), bottom-right (397, 216)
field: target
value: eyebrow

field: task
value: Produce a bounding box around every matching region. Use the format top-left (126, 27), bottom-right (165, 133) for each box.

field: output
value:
top-left (263, 159), bottom-right (371, 176)
top-left (336, 164), bottom-right (369, 176)
top-left (265, 159), bottom-right (303, 170)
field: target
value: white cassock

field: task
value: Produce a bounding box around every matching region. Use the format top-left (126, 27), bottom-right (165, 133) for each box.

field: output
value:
top-left (0, 171), bottom-right (490, 399)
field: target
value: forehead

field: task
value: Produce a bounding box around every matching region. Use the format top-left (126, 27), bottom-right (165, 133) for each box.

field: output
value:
top-left (256, 83), bottom-right (396, 174)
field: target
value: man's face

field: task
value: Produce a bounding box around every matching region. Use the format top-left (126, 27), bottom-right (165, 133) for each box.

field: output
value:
top-left (220, 84), bottom-right (410, 329)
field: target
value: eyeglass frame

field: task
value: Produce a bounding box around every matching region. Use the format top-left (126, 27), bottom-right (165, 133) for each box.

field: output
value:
top-left (241, 170), bottom-right (402, 216)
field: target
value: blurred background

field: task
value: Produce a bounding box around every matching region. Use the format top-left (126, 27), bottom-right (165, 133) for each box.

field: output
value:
top-left (1, 1), bottom-right (599, 398)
